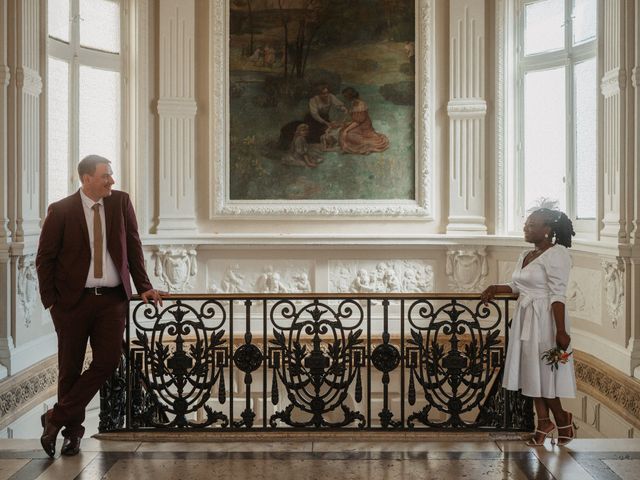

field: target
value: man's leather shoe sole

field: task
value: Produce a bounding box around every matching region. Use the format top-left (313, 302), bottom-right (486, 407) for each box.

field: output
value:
top-left (61, 437), bottom-right (81, 456)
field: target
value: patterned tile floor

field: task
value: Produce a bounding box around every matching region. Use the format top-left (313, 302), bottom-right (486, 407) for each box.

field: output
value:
top-left (1, 438), bottom-right (640, 479)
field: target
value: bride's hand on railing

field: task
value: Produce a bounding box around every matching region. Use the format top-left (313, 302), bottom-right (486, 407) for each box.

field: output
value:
top-left (480, 285), bottom-right (498, 305)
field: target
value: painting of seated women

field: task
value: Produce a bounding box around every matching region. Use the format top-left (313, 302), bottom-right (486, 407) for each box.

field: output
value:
top-left (338, 87), bottom-right (389, 155)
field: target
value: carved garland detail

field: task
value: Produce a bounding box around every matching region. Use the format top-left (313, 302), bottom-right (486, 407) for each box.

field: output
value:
top-left (574, 355), bottom-right (640, 429)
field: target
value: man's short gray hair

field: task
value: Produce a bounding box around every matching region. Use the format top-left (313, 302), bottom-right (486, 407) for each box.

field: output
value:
top-left (77, 155), bottom-right (111, 179)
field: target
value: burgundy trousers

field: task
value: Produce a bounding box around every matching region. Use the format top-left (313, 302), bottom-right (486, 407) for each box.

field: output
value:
top-left (50, 287), bottom-right (127, 438)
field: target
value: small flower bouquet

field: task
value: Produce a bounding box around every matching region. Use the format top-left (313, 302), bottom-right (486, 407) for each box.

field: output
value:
top-left (541, 347), bottom-right (573, 370)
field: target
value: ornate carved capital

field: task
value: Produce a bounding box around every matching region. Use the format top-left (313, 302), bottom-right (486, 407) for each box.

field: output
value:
top-left (600, 68), bottom-right (627, 98)
top-left (15, 67), bottom-right (43, 96)
top-left (447, 99), bottom-right (487, 119)
top-left (0, 66), bottom-right (10, 87)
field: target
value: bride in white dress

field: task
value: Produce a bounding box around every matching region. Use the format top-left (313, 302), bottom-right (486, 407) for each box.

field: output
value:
top-left (481, 208), bottom-right (577, 446)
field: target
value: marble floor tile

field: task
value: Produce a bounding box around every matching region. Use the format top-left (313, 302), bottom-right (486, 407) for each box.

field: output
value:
top-left (135, 441), bottom-right (313, 452)
top-left (496, 439), bottom-right (556, 452)
top-left (34, 451), bottom-right (98, 480)
top-left (0, 439), bottom-right (47, 451)
top-left (602, 459), bottom-right (640, 480)
top-left (563, 439), bottom-right (640, 452)
top-left (532, 450), bottom-right (596, 480)
top-left (102, 457), bottom-right (534, 480)
top-left (312, 441), bottom-right (501, 452)
top-left (68, 439), bottom-right (141, 452)
top-left (0, 459), bottom-right (29, 480)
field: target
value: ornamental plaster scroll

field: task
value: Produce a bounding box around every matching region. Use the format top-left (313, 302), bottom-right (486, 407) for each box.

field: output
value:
top-left (208, 261), bottom-right (313, 294)
top-left (566, 267), bottom-right (602, 323)
top-left (329, 260), bottom-right (434, 294)
top-left (601, 257), bottom-right (625, 328)
top-left (446, 247), bottom-right (488, 292)
top-left (153, 246), bottom-right (198, 293)
top-left (600, 68), bottom-right (627, 98)
top-left (17, 254), bottom-right (38, 326)
top-left (209, 0), bottom-right (434, 218)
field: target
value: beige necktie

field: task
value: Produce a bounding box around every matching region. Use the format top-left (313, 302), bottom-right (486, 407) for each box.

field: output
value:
top-left (92, 203), bottom-right (103, 278)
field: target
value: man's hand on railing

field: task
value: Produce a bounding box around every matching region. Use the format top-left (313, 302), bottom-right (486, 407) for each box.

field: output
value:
top-left (140, 288), bottom-right (165, 306)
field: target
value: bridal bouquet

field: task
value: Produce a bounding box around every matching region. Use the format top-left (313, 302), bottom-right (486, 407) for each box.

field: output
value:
top-left (541, 347), bottom-right (573, 371)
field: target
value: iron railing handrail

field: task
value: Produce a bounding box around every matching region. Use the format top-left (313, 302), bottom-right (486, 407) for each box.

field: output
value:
top-left (131, 292), bottom-right (519, 301)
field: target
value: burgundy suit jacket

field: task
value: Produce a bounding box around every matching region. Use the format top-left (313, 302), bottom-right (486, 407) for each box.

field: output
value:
top-left (36, 190), bottom-right (153, 310)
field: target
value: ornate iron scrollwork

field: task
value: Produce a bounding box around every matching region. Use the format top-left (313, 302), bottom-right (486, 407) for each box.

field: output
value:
top-left (130, 299), bottom-right (229, 428)
top-left (103, 294), bottom-right (531, 433)
top-left (406, 299), bottom-right (505, 428)
top-left (268, 300), bottom-right (366, 428)
top-left (99, 352), bottom-right (127, 432)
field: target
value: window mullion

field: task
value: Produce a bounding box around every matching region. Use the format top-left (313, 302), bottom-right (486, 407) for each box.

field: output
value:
top-left (566, 0), bottom-right (575, 219)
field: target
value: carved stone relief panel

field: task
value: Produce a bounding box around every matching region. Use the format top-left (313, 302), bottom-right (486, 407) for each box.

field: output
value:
top-left (497, 260), bottom-right (516, 285)
top-left (446, 247), bottom-right (488, 292)
top-left (153, 246), bottom-right (198, 293)
top-left (601, 257), bottom-right (625, 328)
top-left (566, 267), bottom-right (602, 324)
top-left (208, 260), bottom-right (313, 294)
top-left (329, 260), bottom-right (434, 293)
top-left (17, 254), bottom-right (38, 327)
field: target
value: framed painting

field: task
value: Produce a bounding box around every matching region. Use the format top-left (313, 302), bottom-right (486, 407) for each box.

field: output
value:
top-left (210, 0), bottom-right (433, 217)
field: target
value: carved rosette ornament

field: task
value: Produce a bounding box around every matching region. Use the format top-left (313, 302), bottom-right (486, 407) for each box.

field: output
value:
top-left (153, 247), bottom-right (197, 293)
top-left (17, 254), bottom-right (38, 326)
top-left (601, 257), bottom-right (625, 328)
top-left (446, 247), bottom-right (488, 292)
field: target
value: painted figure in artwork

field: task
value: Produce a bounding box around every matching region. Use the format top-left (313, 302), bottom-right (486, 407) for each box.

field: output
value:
top-left (339, 87), bottom-right (389, 155)
top-left (282, 124), bottom-right (323, 168)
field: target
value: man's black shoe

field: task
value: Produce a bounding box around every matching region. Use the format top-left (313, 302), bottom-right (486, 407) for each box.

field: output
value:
top-left (61, 436), bottom-right (81, 456)
top-left (40, 411), bottom-right (61, 458)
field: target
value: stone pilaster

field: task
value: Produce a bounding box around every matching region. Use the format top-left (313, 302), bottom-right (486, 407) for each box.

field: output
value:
top-left (446, 0), bottom-right (487, 234)
top-left (600, 0), bottom-right (631, 242)
top-left (155, 0), bottom-right (197, 233)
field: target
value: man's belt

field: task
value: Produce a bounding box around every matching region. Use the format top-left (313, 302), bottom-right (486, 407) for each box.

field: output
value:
top-left (84, 285), bottom-right (122, 296)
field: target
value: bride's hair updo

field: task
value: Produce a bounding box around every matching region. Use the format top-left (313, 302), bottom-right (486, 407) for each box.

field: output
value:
top-left (532, 208), bottom-right (576, 248)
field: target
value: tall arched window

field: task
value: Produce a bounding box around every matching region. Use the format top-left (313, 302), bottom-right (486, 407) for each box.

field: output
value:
top-left (508, 0), bottom-right (598, 233)
top-left (47, 0), bottom-right (121, 204)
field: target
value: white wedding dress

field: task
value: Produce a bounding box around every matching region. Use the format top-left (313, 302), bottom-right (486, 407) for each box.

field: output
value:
top-left (502, 244), bottom-right (577, 398)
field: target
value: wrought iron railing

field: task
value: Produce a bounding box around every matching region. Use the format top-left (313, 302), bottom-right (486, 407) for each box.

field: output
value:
top-left (99, 293), bottom-right (532, 432)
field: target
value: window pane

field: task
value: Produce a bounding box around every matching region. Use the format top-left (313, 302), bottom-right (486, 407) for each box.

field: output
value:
top-left (575, 58), bottom-right (597, 218)
top-left (524, 0), bottom-right (565, 55)
top-left (47, 57), bottom-right (70, 204)
top-left (48, 0), bottom-right (70, 42)
top-left (80, 0), bottom-right (120, 53)
top-left (79, 66), bottom-right (120, 183)
top-left (523, 67), bottom-right (566, 213)
top-left (573, 0), bottom-right (597, 45)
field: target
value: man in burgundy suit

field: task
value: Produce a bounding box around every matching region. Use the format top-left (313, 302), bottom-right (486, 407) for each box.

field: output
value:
top-left (36, 155), bottom-right (162, 457)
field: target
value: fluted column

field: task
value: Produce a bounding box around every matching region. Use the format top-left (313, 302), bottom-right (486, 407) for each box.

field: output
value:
top-left (0, 0), bottom-right (10, 379)
top-left (446, 0), bottom-right (487, 234)
top-left (156, 0), bottom-right (197, 233)
top-left (600, 0), bottom-right (631, 242)
top-left (9, 0), bottom-right (42, 240)
top-left (630, 0), bottom-right (640, 378)
top-left (1, 0), bottom-right (46, 375)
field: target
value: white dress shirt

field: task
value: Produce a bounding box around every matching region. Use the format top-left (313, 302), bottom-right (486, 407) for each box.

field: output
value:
top-left (79, 189), bottom-right (120, 288)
